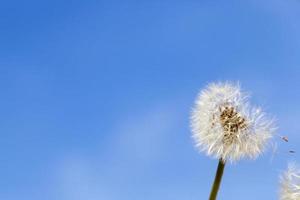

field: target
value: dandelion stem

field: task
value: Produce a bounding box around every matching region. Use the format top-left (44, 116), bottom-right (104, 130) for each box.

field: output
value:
top-left (209, 159), bottom-right (226, 200)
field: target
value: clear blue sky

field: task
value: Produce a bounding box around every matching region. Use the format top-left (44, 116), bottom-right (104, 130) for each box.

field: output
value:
top-left (1, 0), bottom-right (300, 199)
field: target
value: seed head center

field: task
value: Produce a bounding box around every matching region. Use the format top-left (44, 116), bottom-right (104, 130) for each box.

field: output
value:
top-left (219, 106), bottom-right (247, 145)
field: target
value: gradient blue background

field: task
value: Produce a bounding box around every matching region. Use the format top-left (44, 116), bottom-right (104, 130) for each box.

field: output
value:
top-left (1, 0), bottom-right (300, 199)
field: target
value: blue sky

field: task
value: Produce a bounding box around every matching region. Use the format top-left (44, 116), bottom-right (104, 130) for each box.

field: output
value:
top-left (1, 0), bottom-right (300, 199)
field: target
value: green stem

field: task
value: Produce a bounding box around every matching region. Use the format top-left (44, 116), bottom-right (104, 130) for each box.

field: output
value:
top-left (209, 159), bottom-right (226, 200)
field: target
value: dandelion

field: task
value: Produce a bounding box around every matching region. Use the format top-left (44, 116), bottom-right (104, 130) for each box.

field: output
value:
top-left (190, 82), bottom-right (275, 200)
top-left (280, 163), bottom-right (300, 200)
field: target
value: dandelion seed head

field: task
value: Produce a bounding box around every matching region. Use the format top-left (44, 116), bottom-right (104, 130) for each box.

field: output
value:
top-left (280, 163), bottom-right (300, 200)
top-left (191, 82), bottom-right (275, 162)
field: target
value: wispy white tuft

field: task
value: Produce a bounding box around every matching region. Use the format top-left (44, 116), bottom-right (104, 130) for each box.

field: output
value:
top-left (280, 163), bottom-right (300, 200)
top-left (190, 82), bottom-right (275, 162)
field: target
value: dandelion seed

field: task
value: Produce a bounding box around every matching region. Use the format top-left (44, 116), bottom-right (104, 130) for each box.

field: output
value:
top-left (280, 163), bottom-right (300, 200)
top-left (280, 136), bottom-right (289, 142)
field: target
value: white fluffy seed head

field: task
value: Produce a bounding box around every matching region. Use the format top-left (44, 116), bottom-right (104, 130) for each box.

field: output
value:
top-left (190, 82), bottom-right (275, 163)
top-left (280, 163), bottom-right (300, 200)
